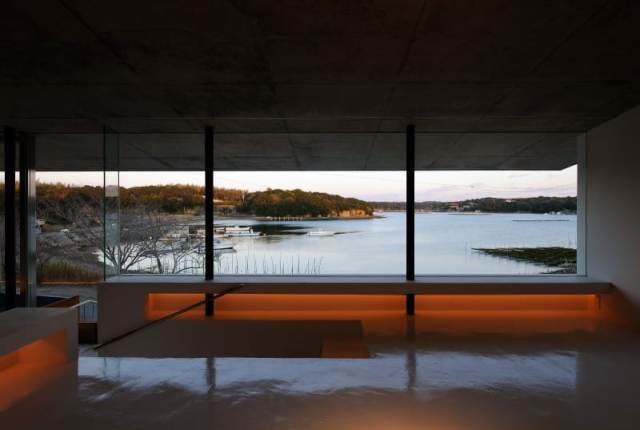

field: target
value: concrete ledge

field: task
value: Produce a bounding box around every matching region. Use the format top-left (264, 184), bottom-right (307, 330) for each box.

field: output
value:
top-left (0, 308), bottom-right (77, 362)
top-left (102, 275), bottom-right (612, 295)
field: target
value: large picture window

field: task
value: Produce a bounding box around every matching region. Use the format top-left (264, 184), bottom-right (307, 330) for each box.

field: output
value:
top-left (12, 129), bottom-right (584, 288)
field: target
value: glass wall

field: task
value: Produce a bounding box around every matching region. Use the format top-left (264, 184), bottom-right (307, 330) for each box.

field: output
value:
top-left (13, 128), bottom-right (584, 287)
top-left (415, 133), bottom-right (580, 275)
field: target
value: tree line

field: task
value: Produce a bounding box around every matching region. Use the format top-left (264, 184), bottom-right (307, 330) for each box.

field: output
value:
top-left (371, 196), bottom-right (577, 213)
top-left (0, 184), bottom-right (577, 227)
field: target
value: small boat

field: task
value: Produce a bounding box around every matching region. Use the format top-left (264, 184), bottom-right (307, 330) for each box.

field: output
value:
top-left (197, 239), bottom-right (235, 253)
top-left (308, 229), bottom-right (335, 236)
top-left (214, 239), bottom-right (235, 250)
top-left (224, 226), bottom-right (261, 237)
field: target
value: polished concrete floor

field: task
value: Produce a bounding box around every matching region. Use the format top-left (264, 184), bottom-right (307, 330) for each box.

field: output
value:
top-left (2, 311), bottom-right (640, 430)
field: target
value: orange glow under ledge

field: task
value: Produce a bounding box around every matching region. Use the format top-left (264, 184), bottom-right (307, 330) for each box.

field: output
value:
top-left (146, 293), bottom-right (599, 316)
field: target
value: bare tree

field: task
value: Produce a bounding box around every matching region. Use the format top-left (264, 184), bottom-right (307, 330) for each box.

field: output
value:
top-left (163, 235), bottom-right (204, 274)
top-left (122, 211), bottom-right (204, 274)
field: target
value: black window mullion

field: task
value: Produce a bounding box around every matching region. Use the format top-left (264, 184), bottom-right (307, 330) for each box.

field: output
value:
top-left (406, 124), bottom-right (415, 315)
top-left (204, 126), bottom-right (214, 315)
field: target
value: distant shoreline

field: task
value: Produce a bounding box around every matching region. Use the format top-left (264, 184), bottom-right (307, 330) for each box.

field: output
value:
top-left (214, 213), bottom-right (382, 221)
top-left (374, 209), bottom-right (576, 215)
top-left (213, 211), bottom-right (576, 220)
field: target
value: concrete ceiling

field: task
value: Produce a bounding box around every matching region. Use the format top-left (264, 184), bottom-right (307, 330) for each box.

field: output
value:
top-left (1, 1), bottom-right (637, 170)
top-left (18, 131), bottom-right (577, 171)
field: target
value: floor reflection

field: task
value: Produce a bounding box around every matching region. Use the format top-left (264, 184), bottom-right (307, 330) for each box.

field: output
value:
top-left (78, 349), bottom-right (577, 397)
top-left (2, 318), bottom-right (640, 430)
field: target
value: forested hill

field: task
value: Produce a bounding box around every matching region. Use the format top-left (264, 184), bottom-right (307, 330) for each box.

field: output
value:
top-left (239, 189), bottom-right (374, 217)
top-left (30, 183), bottom-right (206, 218)
top-left (371, 196), bottom-right (577, 214)
top-left (5, 184), bottom-right (372, 223)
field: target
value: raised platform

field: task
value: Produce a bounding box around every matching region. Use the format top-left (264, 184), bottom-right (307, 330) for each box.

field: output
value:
top-left (98, 275), bottom-right (612, 344)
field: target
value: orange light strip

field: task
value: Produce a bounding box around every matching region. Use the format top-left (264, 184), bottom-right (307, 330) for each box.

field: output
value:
top-left (146, 293), bottom-right (598, 314)
top-left (415, 294), bottom-right (598, 312)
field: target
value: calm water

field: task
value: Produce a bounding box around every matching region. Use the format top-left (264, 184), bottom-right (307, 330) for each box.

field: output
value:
top-left (213, 212), bottom-right (577, 275)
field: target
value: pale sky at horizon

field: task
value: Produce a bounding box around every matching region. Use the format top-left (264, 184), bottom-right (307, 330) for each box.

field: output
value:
top-left (35, 165), bottom-right (577, 202)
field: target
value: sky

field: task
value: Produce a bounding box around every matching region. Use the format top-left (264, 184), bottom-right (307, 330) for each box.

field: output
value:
top-left (36, 165), bottom-right (577, 202)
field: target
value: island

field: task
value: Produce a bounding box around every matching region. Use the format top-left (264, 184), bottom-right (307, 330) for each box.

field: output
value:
top-left (235, 188), bottom-right (373, 218)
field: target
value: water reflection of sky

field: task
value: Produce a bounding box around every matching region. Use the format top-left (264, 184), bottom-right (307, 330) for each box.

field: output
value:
top-left (214, 212), bottom-right (577, 275)
top-left (78, 351), bottom-right (576, 397)
top-left (415, 351), bottom-right (577, 395)
top-left (119, 212), bottom-right (577, 275)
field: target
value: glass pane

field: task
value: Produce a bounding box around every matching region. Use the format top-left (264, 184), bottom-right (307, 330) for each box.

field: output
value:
top-left (213, 171), bottom-right (406, 276)
top-left (212, 132), bottom-right (406, 276)
top-left (116, 134), bottom-right (204, 275)
top-left (35, 133), bottom-right (104, 318)
top-left (415, 133), bottom-right (579, 275)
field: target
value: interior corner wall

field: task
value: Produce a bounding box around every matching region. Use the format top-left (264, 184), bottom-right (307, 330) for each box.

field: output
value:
top-left (586, 105), bottom-right (640, 329)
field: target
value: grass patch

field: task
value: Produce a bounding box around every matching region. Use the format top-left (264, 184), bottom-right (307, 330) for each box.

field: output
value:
top-left (473, 247), bottom-right (576, 269)
top-left (38, 260), bottom-right (102, 283)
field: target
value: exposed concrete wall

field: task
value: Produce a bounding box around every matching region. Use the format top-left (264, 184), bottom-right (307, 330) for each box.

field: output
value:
top-left (586, 105), bottom-right (640, 328)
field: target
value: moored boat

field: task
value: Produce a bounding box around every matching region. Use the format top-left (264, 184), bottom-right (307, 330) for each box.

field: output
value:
top-left (308, 229), bottom-right (335, 236)
top-left (224, 226), bottom-right (261, 237)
